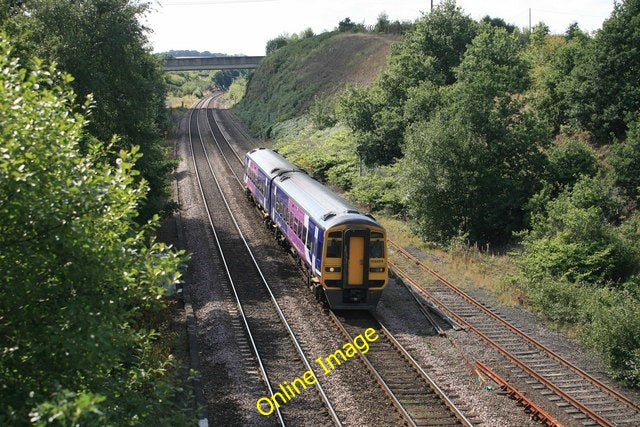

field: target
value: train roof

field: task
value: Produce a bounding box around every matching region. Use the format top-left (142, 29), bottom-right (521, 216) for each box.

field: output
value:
top-left (245, 148), bottom-right (300, 179)
top-left (247, 148), bottom-right (381, 229)
top-left (275, 169), bottom-right (380, 229)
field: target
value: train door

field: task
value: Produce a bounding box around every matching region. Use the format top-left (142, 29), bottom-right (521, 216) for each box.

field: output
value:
top-left (343, 229), bottom-right (369, 287)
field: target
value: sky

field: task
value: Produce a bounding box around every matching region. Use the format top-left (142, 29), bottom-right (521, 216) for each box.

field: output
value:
top-left (145, 0), bottom-right (616, 56)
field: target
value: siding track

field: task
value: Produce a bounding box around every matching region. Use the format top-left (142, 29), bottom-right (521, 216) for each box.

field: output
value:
top-left (389, 241), bottom-right (640, 426)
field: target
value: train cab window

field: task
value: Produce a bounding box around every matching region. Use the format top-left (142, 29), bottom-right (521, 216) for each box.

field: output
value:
top-left (369, 232), bottom-right (385, 258)
top-left (326, 237), bottom-right (342, 258)
top-left (369, 240), bottom-right (384, 258)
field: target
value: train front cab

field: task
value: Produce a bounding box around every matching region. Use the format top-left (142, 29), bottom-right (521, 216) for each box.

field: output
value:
top-left (321, 224), bottom-right (387, 310)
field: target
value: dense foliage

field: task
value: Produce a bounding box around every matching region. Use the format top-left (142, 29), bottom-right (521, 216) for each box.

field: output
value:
top-left (0, 39), bottom-right (190, 424)
top-left (403, 24), bottom-right (547, 243)
top-left (165, 69), bottom-right (247, 99)
top-left (1, 0), bottom-right (172, 221)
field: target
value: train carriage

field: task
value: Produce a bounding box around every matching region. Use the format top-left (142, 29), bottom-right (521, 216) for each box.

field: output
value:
top-left (244, 148), bottom-right (388, 310)
top-left (243, 148), bottom-right (300, 217)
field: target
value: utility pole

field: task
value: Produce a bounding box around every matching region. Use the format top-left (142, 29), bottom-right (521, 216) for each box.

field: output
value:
top-left (529, 8), bottom-right (532, 33)
top-left (431, 0), bottom-right (433, 12)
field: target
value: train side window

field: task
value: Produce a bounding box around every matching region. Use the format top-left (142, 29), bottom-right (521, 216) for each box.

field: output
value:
top-left (304, 227), bottom-right (311, 251)
top-left (326, 238), bottom-right (342, 258)
top-left (297, 220), bottom-right (303, 239)
top-left (370, 240), bottom-right (384, 258)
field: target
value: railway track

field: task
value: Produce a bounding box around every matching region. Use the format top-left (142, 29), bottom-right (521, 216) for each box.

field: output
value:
top-left (201, 95), bottom-right (475, 426)
top-left (329, 311), bottom-right (472, 427)
top-left (188, 97), bottom-right (340, 426)
top-left (388, 241), bottom-right (640, 426)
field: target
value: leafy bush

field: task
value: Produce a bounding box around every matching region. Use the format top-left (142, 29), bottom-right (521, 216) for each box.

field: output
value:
top-left (520, 176), bottom-right (634, 285)
top-left (609, 118), bottom-right (640, 202)
top-left (546, 138), bottom-right (598, 188)
top-left (349, 163), bottom-right (407, 214)
top-left (226, 76), bottom-right (247, 106)
top-left (309, 95), bottom-right (337, 129)
top-left (273, 117), bottom-right (358, 188)
top-left (0, 38), bottom-right (191, 424)
top-left (583, 288), bottom-right (640, 386)
top-left (515, 273), bottom-right (640, 385)
top-left (517, 275), bottom-right (588, 323)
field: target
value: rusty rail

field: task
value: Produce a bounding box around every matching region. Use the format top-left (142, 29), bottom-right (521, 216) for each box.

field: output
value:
top-left (389, 260), bottom-right (614, 427)
top-left (475, 361), bottom-right (564, 427)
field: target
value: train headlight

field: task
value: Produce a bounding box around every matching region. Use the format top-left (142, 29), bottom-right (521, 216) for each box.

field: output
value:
top-left (369, 267), bottom-right (385, 273)
top-left (325, 266), bottom-right (341, 273)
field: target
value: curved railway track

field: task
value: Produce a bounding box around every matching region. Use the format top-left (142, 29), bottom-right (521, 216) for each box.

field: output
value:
top-left (201, 95), bottom-right (474, 427)
top-left (388, 241), bottom-right (640, 426)
top-left (187, 96), bottom-right (341, 426)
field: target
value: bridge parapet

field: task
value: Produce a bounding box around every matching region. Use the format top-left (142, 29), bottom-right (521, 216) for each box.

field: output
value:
top-left (163, 56), bottom-right (264, 71)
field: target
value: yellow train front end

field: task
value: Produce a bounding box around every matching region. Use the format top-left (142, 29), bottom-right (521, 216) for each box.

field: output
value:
top-left (321, 224), bottom-right (388, 310)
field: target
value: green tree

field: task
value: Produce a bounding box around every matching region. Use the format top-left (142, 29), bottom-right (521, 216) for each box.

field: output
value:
top-left (546, 138), bottom-right (598, 189)
top-left (266, 34), bottom-right (290, 54)
top-left (2, 0), bottom-right (172, 221)
top-left (565, 0), bottom-right (640, 142)
top-left (480, 15), bottom-right (516, 33)
top-left (403, 24), bottom-right (547, 243)
top-left (374, 12), bottom-right (390, 33)
top-left (609, 118), bottom-right (640, 202)
top-left (0, 38), bottom-right (188, 424)
top-left (339, 0), bottom-right (477, 166)
top-left (337, 17), bottom-right (357, 32)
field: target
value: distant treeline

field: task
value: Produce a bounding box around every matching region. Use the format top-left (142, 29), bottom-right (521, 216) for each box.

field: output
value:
top-left (158, 51), bottom-right (251, 96)
top-left (266, 13), bottom-right (414, 55)
top-left (161, 49), bottom-right (242, 57)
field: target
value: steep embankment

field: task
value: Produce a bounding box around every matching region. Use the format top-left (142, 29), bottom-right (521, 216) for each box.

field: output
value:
top-left (236, 32), bottom-right (396, 136)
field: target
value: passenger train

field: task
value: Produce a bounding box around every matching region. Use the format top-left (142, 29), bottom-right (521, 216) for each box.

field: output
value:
top-left (243, 148), bottom-right (388, 310)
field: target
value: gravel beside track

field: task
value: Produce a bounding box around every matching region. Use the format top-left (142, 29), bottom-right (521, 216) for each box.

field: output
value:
top-left (330, 310), bottom-right (472, 426)
top-left (175, 100), bottom-right (268, 425)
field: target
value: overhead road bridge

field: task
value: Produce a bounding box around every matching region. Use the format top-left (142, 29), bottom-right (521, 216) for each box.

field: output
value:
top-left (163, 56), bottom-right (264, 71)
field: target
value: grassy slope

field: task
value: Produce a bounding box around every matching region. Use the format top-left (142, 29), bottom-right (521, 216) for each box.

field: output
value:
top-left (235, 32), bottom-right (395, 136)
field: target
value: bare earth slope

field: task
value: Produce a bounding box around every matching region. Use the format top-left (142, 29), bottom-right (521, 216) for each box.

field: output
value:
top-left (236, 32), bottom-right (396, 136)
